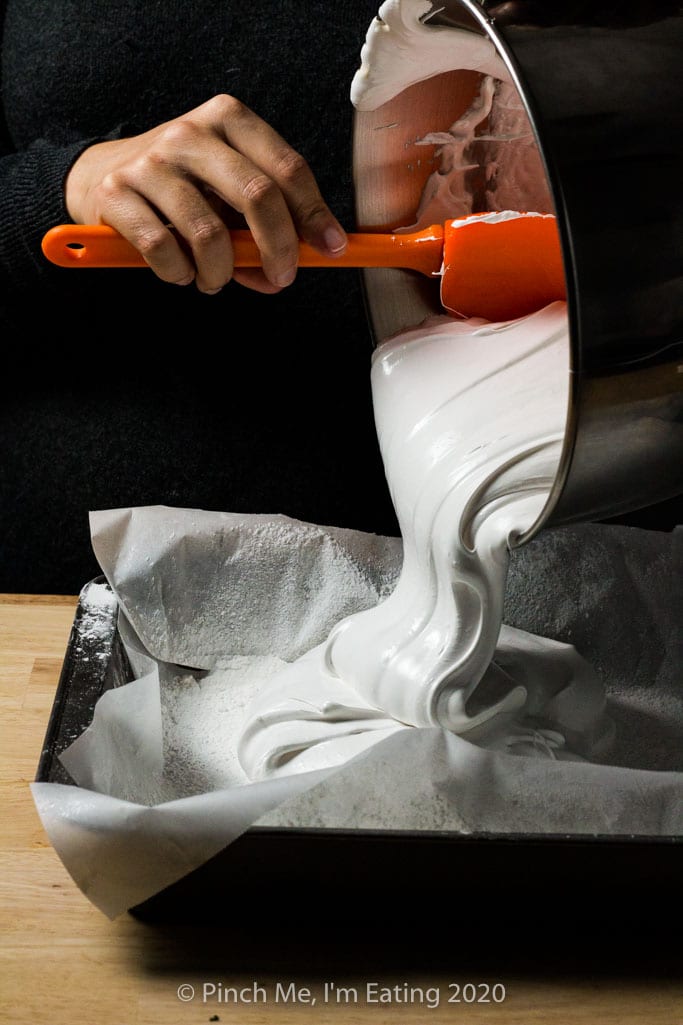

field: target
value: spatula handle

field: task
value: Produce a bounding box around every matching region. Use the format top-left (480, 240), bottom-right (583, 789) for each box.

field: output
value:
top-left (41, 223), bottom-right (445, 276)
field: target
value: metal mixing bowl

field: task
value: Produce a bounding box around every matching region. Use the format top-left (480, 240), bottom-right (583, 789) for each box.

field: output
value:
top-left (353, 0), bottom-right (683, 539)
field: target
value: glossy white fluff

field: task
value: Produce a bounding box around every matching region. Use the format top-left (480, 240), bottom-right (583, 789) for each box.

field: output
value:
top-left (237, 1), bottom-right (611, 780)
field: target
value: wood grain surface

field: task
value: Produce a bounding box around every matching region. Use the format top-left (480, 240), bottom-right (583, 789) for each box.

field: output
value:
top-left (1, 593), bottom-right (681, 1025)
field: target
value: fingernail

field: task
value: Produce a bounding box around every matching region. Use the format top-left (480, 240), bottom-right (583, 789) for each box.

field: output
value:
top-left (201, 286), bottom-right (222, 295)
top-left (175, 275), bottom-right (194, 286)
top-left (323, 226), bottom-right (347, 254)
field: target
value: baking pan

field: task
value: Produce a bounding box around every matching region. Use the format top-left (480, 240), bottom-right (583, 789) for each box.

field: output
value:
top-left (36, 577), bottom-right (682, 932)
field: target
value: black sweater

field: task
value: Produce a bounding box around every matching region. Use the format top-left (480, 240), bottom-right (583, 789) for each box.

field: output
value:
top-left (0, 0), bottom-right (398, 593)
top-left (2, 2), bottom-right (677, 593)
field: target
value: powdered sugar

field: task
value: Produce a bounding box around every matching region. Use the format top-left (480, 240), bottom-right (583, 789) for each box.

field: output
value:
top-left (91, 509), bottom-right (403, 671)
top-left (73, 580), bottom-right (118, 663)
top-left (160, 655), bottom-right (288, 796)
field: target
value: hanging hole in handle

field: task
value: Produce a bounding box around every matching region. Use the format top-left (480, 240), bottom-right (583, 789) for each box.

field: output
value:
top-left (65, 242), bottom-right (86, 258)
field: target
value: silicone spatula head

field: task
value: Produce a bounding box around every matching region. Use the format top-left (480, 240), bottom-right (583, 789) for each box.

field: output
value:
top-left (441, 211), bottom-right (566, 321)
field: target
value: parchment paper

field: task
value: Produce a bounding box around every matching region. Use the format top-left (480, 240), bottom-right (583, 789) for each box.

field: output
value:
top-left (31, 506), bottom-right (683, 919)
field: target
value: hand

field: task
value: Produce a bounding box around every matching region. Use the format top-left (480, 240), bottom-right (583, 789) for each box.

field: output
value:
top-left (64, 94), bottom-right (348, 294)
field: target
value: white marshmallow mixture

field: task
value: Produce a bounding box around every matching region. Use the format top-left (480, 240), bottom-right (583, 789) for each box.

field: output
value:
top-left (236, 0), bottom-right (612, 780)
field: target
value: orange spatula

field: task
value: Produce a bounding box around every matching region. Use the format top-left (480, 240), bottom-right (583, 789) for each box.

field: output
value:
top-left (41, 211), bottom-right (566, 321)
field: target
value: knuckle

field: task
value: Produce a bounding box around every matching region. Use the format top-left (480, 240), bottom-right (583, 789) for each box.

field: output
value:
top-left (211, 92), bottom-right (245, 121)
top-left (189, 216), bottom-right (225, 248)
top-left (134, 227), bottom-right (171, 258)
top-left (98, 171), bottom-right (127, 202)
top-left (133, 152), bottom-right (165, 178)
top-left (273, 148), bottom-right (309, 184)
top-left (158, 118), bottom-right (201, 150)
top-left (241, 172), bottom-right (278, 208)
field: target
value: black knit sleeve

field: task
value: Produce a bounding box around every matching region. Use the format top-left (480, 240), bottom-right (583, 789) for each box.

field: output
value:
top-left (0, 2), bottom-right (115, 297)
top-left (0, 135), bottom-right (104, 294)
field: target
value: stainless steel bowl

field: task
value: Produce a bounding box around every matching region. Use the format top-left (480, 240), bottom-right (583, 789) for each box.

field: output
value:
top-left (353, 0), bottom-right (683, 539)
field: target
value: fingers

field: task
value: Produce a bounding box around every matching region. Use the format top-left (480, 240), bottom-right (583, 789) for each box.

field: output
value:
top-left (208, 95), bottom-right (348, 257)
top-left (127, 163), bottom-right (238, 293)
top-left (170, 115), bottom-right (302, 288)
top-left (94, 183), bottom-right (202, 287)
top-left (64, 94), bottom-right (348, 294)
top-left (74, 161), bottom-right (233, 293)
top-left (177, 96), bottom-right (349, 287)
top-left (231, 268), bottom-right (287, 294)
